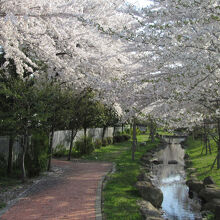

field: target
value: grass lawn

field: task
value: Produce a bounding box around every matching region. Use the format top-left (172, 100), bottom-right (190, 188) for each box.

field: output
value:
top-left (157, 129), bottom-right (174, 136)
top-left (186, 136), bottom-right (220, 186)
top-left (83, 135), bottom-right (160, 220)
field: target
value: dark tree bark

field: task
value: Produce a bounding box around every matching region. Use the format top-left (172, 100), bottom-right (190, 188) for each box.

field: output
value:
top-left (47, 126), bottom-right (54, 171)
top-left (84, 127), bottom-right (87, 154)
top-left (217, 118), bottom-right (220, 169)
top-left (102, 126), bottom-right (106, 143)
top-left (149, 119), bottom-right (156, 142)
top-left (132, 118), bottom-right (137, 161)
top-left (21, 130), bottom-right (29, 183)
top-left (7, 135), bottom-right (15, 176)
top-left (68, 129), bottom-right (77, 161)
top-left (201, 123), bottom-right (212, 155)
top-left (211, 118), bottom-right (220, 170)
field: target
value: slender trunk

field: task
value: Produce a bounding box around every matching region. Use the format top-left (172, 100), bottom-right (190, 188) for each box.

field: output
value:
top-left (150, 120), bottom-right (155, 142)
top-left (217, 118), bottom-right (220, 169)
top-left (102, 127), bottom-right (106, 143)
top-left (192, 130), bottom-right (195, 140)
top-left (68, 129), bottom-right (77, 160)
top-left (208, 139), bottom-right (212, 154)
top-left (84, 127), bottom-right (87, 154)
top-left (7, 135), bottom-right (15, 176)
top-left (21, 130), bottom-right (29, 183)
top-left (132, 118), bottom-right (136, 161)
top-left (113, 126), bottom-right (116, 137)
top-left (47, 126), bottom-right (54, 171)
top-left (113, 126), bottom-right (116, 143)
top-left (122, 123), bottom-right (124, 133)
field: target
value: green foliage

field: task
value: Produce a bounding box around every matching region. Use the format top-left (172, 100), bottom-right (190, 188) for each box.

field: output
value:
top-left (106, 137), bottom-right (113, 145)
top-left (102, 138), bottom-right (108, 146)
top-left (186, 136), bottom-right (220, 186)
top-left (0, 153), bottom-right (7, 176)
top-left (94, 139), bottom-right (102, 149)
top-left (25, 131), bottom-right (48, 177)
top-left (130, 127), bottom-right (141, 136)
top-left (206, 212), bottom-right (215, 220)
top-left (124, 128), bottom-right (131, 134)
top-left (75, 135), bottom-right (95, 155)
top-left (0, 202), bottom-right (6, 209)
top-left (53, 144), bottom-right (67, 158)
top-left (114, 134), bottom-right (130, 143)
top-left (83, 135), bottom-right (160, 220)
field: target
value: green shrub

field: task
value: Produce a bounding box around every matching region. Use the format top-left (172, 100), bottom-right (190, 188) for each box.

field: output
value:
top-left (130, 128), bottom-right (141, 136)
top-left (113, 134), bottom-right (130, 143)
top-left (122, 134), bottom-right (130, 141)
top-left (102, 138), bottom-right (108, 146)
top-left (0, 202), bottom-right (6, 209)
top-left (124, 128), bottom-right (131, 134)
top-left (75, 135), bottom-right (94, 155)
top-left (53, 144), bottom-right (67, 158)
top-left (94, 139), bottom-right (102, 149)
top-left (25, 130), bottom-right (49, 177)
top-left (106, 137), bottom-right (113, 145)
top-left (0, 153), bottom-right (7, 176)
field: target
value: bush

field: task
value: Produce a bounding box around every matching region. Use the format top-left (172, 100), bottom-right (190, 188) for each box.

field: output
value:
top-left (25, 130), bottom-right (49, 177)
top-left (106, 137), bottom-right (113, 145)
top-left (124, 128), bottom-right (131, 134)
top-left (0, 153), bottom-right (7, 176)
top-left (75, 135), bottom-right (94, 155)
top-left (53, 144), bottom-right (67, 158)
top-left (102, 138), bottom-right (108, 146)
top-left (113, 134), bottom-right (130, 143)
top-left (94, 139), bottom-right (102, 149)
top-left (122, 134), bottom-right (130, 141)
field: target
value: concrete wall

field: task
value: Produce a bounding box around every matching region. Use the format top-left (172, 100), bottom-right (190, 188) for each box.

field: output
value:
top-left (52, 127), bottom-right (115, 149)
top-left (52, 125), bottom-right (130, 150)
top-left (0, 125), bottom-right (131, 159)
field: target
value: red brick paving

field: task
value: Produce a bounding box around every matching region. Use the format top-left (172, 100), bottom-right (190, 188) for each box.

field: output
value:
top-left (1, 159), bottom-right (112, 220)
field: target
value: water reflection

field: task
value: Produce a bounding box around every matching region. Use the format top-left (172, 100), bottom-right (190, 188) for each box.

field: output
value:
top-left (151, 139), bottom-right (201, 220)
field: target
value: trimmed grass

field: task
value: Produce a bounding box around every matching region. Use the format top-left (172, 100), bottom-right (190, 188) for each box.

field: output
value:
top-left (157, 129), bottom-right (174, 136)
top-left (186, 136), bottom-right (220, 186)
top-left (83, 135), bottom-right (160, 220)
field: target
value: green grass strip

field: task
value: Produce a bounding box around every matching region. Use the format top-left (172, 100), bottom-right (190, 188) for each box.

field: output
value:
top-left (83, 135), bottom-right (160, 220)
top-left (186, 136), bottom-right (220, 186)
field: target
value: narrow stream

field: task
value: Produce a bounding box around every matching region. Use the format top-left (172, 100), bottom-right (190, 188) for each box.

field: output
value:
top-left (151, 138), bottom-right (202, 220)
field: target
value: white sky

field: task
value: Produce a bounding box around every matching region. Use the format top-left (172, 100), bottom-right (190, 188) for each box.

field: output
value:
top-left (126, 0), bottom-right (153, 8)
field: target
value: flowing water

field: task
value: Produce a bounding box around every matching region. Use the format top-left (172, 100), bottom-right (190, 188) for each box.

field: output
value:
top-left (151, 138), bottom-right (202, 220)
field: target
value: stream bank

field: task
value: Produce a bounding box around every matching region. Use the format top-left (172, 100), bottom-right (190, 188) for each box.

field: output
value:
top-left (136, 137), bottom-right (204, 220)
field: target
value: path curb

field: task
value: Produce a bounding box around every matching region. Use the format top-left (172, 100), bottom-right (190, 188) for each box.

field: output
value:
top-left (95, 162), bottom-right (116, 220)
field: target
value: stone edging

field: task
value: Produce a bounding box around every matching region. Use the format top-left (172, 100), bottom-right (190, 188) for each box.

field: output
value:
top-left (95, 162), bottom-right (116, 220)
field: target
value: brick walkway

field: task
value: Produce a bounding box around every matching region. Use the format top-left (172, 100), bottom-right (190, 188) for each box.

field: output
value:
top-left (1, 159), bottom-right (112, 220)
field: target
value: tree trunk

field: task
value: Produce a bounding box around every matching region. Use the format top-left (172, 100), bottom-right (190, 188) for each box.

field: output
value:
top-left (84, 127), bottom-right (87, 154)
top-left (102, 126), bottom-right (106, 143)
top-left (7, 135), bottom-right (15, 176)
top-left (217, 118), bottom-right (220, 169)
top-left (150, 119), bottom-right (155, 142)
top-left (113, 126), bottom-right (116, 137)
top-left (68, 129), bottom-right (77, 161)
top-left (122, 123), bottom-right (124, 133)
top-left (21, 130), bottom-right (29, 183)
top-left (132, 118), bottom-right (136, 161)
top-left (47, 127), bottom-right (54, 171)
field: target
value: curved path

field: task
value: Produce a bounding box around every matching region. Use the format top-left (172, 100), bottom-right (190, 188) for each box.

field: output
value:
top-left (1, 159), bottom-right (112, 220)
